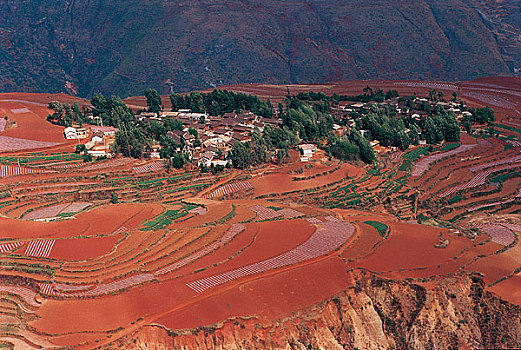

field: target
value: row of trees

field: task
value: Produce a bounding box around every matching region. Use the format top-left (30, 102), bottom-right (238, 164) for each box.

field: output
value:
top-left (468, 106), bottom-right (495, 124)
top-left (295, 87), bottom-right (400, 104)
top-left (421, 108), bottom-right (461, 144)
top-left (360, 104), bottom-right (460, 150)
top-left (328, 131), bottom-right (375, 164)
top-left (169, 89), bottom-right (274, 117)
top-left (46, 101), bottom-right (89, 127)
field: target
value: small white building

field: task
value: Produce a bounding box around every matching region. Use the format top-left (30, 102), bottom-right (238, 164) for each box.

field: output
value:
top-left (64, 127), bottom-right (89, 140)
top-left (298, 144), bottom-right (317, 159)
top-left (197, 151), bottom-right (215, 167)
top-left (90, 126), bottom-right (117, 137)
top-left (87, 150), bottom-right (111, 158)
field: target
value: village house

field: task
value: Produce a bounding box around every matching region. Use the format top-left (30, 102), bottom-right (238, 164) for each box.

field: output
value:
top-left (298, 144), bottom-right (317, 162)
top-left (91, 125), bottom-right (117, 137)
top-left (64, 126), bottom-right (89, 140)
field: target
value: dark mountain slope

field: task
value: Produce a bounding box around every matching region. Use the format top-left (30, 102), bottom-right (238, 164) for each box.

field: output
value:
top-left (0, 0), bottom-right (518, 97)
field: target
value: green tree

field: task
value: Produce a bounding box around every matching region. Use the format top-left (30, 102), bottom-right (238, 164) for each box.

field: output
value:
top-left (451, 91), bottom-right (458, 103)
top-left (231, 141), bottom-right (251, 169)
top-left (424, 117), bottom-right (443, 144)
top-left (145, 88), bottom-right (162, 114)
top-left (110, 192), bottom-right (119, 204)
top-left (170, 153), bottom-right (187, 169)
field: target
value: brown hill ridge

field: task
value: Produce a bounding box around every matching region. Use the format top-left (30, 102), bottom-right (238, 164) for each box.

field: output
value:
top-left (0, 0), bottom-right (519, 97)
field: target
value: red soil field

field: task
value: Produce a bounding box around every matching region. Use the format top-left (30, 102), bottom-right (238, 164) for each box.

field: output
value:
top-left (5, 78), bottom-right (521, 349)
top-left (158, 257), bottom-right (351, 329)
top-left (341, 222), bottom-right (384, 261)
top-left (173, 219), bottom-right (316, 281)
top-left (350, 222), bottom-right (470, 273)
top-left (157, 223), bottom-right (260, 279)
top-left (250, 162), bottom-right (360, 197)
top-left (490, 275), bottom-right (521, 306)
top-left (0, 203), bottom-right (161, 240)
top-left (466, 254), bottom-right (519, 285)
top-left (50, 235), bottom-right (124, 261)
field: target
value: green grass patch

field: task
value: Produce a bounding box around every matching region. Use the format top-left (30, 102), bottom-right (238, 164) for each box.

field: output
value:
top-left (448, 194), bottom-right (464, 204)
top-left (143, 209), bottom-right (188, 230)
top-left (490, 171), bottom-right (521, 185)
top-left (363, 220), bottom-right (390, 238)
top-left (0, 200), bottom-right (14, 209)
top-left (399, 147), bottom-right (429, 171)
top-left (439, 143), bottom-right (460, 151)
top-left (267, 206), bottom-right (283, 211)
top-left (495, 124), bottom-right (521, 134)
top-left (57, 212), bottom-right (76, 218)
top-left (165, 183), bottom-right (208, 193)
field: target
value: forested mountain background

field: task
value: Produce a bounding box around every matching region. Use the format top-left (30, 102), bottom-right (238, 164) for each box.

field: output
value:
top-left (0, 0), bottom-right (519, 97)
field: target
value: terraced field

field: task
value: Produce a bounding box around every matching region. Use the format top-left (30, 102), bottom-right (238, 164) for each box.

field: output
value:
top-left (1, 81), bottom-right (521, 348)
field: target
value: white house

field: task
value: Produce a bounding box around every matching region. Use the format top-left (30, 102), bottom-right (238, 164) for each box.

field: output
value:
top-left (197, 151), bottom-right (214, 167)
top-left (298, 144), bottom-right (317, 159)
top-left (64, 127), bottom-right (89, 140)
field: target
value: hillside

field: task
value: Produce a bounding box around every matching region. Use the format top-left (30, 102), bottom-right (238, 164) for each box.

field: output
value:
top-left (1, 78), bottom-right (521, 348)
top-left (0, 0), bottom-right (519, 97)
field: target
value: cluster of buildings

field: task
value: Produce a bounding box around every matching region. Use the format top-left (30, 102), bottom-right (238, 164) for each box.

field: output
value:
top-left (330, 96), bottom-right (471, 152)
top-left (137, 110), bottom-right (284, 167)
top-left (64, 125), bottom-right (117, 157)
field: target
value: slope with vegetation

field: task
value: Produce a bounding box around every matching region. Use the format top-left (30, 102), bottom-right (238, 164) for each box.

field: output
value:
top-left (0, 0), bottom-right (517, 97)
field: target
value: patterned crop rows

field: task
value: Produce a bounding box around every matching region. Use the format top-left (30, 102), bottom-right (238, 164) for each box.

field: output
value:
top-left (71, 273), bottom-right (155, 297)
top-left (505, 140), bottom-right (521, 147)
top-left (83, 157), bottom-right (134, 171)
top-left (0, 164), bottom-right (55, 178)
top-left (500, 223), bottom-right (521, 232)
top-left (249, 205), bottom-right (304, 220)
top-left (188, 206), bottom-right (207, 215)
top-left (277, 208), bottom-right (304, 218)
top-left (461, 92), bottom-right (517, 109)
top-left (112, 226), bottom-right (128, 234)
top-left (0, 241), bottom-right (23, 253)
top-left (0, 286), bottom-right (40, 307)
top-left (0, 136), bottom-right (59, 152)
top-left (43, 162), bottom-right (85, 170)
top-left (249, 205), bottom-right (282, 220)
top-left (155, 224), bottom-right (245, 276)
top-left (23, 204), bottom-right (69, 220)
top-left (23, 202), bottom-right (92, 220)
top-left (18, 303), bottom-right (35, 314)
top-left (440, 168), bottom-right (501, 198)
top-left (53, 283), bottom-right (93, 292)
top-left (132, 161), bottom-right (166, 174)
top-left (394, 82), bottom-right (459, 90)
top-left (469, 155), bottom-right (521, 172)
top-left (203, 181), bottom-right (253, 199)
top-left (38, 283), bottom-right (55, 296)
top-left (63, 202), bottom-right (92, 212)
top-left (24, 240), bottom-right (56, 258)
top-left (481, 225), bottom-right (516, 246)
top-left (306, 217), bottom-right (323, 224)
top-left (10, 108), bottom-right (30, 114)
top-left (186, 218), bottom-right (354, 293)
top-left (467, 199), bottom-right (516, 212)
top-left (412, 144), bottom-right (476, 177)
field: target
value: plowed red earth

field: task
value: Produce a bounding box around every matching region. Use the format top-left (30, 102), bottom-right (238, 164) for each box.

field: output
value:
top-left (3, 78), bottom-right (521, 349)
top-left (50, 235), bottom-right (124, 261)
top-left (171, 219), bottom-right (316, 280)
top-left (0, 203), bottom-right (161, 239)
top-left (350, 222), bottom-right (469, 273)
top-left (251, 162), bottom-right (361, 197)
